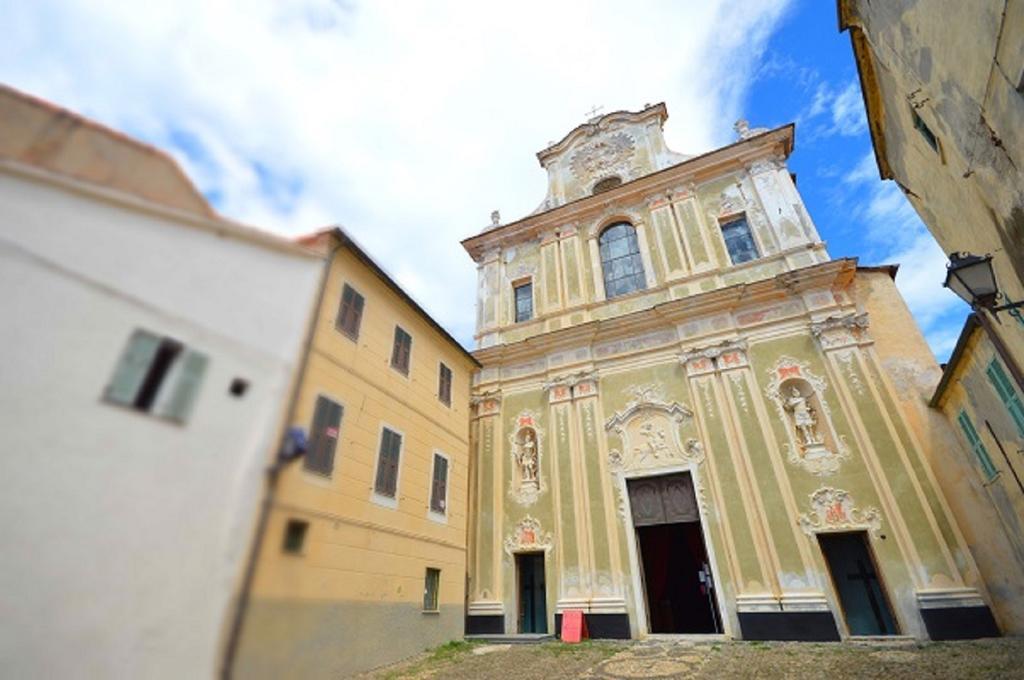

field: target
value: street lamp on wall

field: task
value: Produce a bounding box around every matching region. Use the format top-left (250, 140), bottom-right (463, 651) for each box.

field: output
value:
top-left (944, 252), bottom-right (1024, 324)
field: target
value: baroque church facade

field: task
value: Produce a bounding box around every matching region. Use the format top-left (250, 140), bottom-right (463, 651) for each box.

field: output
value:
top-left (461, 104), bottom-right (1000, 641)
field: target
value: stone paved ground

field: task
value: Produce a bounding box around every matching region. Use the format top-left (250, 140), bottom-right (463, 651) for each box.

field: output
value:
top-left (356, 637), bottom-right (1024, 679)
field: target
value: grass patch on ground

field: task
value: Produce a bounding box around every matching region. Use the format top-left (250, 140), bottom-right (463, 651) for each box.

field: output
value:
top-left (381, 640), bottom-right (478, 679)
top-left (540, 640), bottom-right (620, 657)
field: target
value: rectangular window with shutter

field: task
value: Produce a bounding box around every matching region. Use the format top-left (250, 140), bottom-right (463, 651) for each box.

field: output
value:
top-left (374, 426), bottom-right (403, 501)
top-left (429, 452), bottom-right (449, 517)
top-left (423, 567), bottom-right (440, 612)
top-left (304, 396), bottom-right (344, 476)
top-left (957, 410), bottom-right (998, 480)
top-left (438, 363), bottom-right (452, 407)
top-left (986, 358), bottom-right (1024, 437)
top-left (336, 283), bottom-right (365, 340)
top-left (390, 326), bottom-right (412, 376)
top-left (103, 329), bottom-right (208, 423)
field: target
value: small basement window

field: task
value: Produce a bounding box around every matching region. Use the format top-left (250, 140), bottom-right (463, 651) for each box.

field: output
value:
top-left (282, 519), bottom-right (309, 554)
top-left (423, 567), bottom-right (441, 611)
top-left (592, 176), bottom-right (622, 194)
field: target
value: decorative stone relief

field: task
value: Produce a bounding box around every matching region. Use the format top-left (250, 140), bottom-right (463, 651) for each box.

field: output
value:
top-left (605, 384), bottom-right (702, 472)
top-left (810, 312), bottom-right (870, 350)
top-left (746, 155), bottom-right (785, 176)
top-left (569, 132), bottom-right (636, 183)
top-left (504, 515), bottom-right (554, 556)
top-left (734, 119), bottom-right (769, 140)
top-left (765, 356), bottom-right (849, 476)
top-left (508, 410), bottom-right (546, 506)
top-left (543, 370), bottom-right (598, 404)
top-left (471, 390), bottom-right (502, 417)
top-left (678, 338), bottom-right (749, 376)
top-left (798, 487), bottom-right (882, 537)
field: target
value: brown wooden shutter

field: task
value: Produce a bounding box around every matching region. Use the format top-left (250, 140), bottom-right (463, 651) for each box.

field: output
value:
top-left (438, 363), bottom-right (452, 405)
top-left (375, 428), bottom-right (401, 497)
top-left (430, 454), bottom-right (448, 513)
top-left (305, 396), bottom-right (343, 476)
top-left (337, 285), bottom-right (365, 339)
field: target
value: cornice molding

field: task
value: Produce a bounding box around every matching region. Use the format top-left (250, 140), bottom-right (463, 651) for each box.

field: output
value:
top-left (472, 258), bottom-right (858, 368)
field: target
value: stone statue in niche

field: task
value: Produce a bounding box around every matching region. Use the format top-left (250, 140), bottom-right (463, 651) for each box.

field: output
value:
top-left (764, 356), bottom-right (850, 476)
top-left (514, 427), bottom-right (539, 490)
top-left (785, 386), bottom-right (822, 447)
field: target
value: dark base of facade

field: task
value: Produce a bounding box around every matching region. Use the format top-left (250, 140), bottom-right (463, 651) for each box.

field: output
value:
top-left (553, 613), bottom-right (632, 640)
top-left (465, 615), bottom-right (505, 635)
top-left (920, 605), bottom-right (1000, 640)
top-left (738, 611), bottom-right (841, 641)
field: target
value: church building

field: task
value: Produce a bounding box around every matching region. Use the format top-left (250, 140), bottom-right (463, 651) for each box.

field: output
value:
top-left (462, 104), bottom-right (1001, 641)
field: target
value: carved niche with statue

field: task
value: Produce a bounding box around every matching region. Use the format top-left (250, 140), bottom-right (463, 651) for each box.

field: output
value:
top-left (509, 410), bottom-right (546, 506)
top-left (764, 357), bottom-right (849, 476)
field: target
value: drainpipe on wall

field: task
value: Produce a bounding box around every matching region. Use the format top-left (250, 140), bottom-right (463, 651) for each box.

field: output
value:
top-left (219, 239), bottom-right (341, 680)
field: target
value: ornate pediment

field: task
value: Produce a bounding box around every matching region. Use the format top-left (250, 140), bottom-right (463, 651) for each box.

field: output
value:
top-left (605, 384), bottom-right (702, 472)
top-left (504, 515), bottom-right (553, 556)
top-left (798, 487), bottom-right (882, 537)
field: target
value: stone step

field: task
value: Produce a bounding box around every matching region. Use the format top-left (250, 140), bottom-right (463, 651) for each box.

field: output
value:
top-left (465, 633), bottom-right (556, 644)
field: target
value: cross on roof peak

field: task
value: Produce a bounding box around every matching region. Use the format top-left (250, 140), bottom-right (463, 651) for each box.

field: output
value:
top-left (585, 104), bottom-right (604, 120)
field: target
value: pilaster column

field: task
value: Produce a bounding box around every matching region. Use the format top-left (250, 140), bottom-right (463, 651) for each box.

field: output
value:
top-left (467, 391), bottom-right (504, 621)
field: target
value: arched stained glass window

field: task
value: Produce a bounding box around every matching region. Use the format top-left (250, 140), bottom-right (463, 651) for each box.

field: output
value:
top-left (599, 222), bottom-right (646, 299)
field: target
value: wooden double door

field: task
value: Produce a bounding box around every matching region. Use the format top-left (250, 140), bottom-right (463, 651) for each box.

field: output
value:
top-left (628, 473), bottom-right (722, 634)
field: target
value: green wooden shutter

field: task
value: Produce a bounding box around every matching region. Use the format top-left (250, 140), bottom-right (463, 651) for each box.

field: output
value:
top-left (162, 350), bottom-right (208, 422)
top-left (957, 410), bottom-right (998, 479)
top-left (105, 330), bottom-right (160, 405)
top-left (986, 359), bottom-right (1024, 436)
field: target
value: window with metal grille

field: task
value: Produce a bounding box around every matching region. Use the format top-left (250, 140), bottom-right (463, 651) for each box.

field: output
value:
top-left (103, 329), bottom-right (208, 423)
top-left (374, 427), bottom-right (403, 498)
top-left (390, 326), bottom-right (412, 375)
top-left (514, 281), bottom-right (533, 322)
top-left (429, 453), bottom-right (449, 515)
top-left (720, 215), bottom-right (759, 265)
top-left (304, 396), bottom-right (344, 476)
top-left (599, 222), bottom-right (646, 299)
top-left (282, 519), bottom-right (309, 554)
top-left (956, 410), bottom-right (998, 480)
top-left (987, 358), bottom-right (1024, 437)
top-left (336, 283), bottom-right (365, 340)
top-left (438, 363), bottom-right (452, 406)
top-left (423, 568), bottom-right (440, 611)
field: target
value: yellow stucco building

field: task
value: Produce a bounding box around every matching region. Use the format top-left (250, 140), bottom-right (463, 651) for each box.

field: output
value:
top-left (232, 228), bottom-right (478, 678)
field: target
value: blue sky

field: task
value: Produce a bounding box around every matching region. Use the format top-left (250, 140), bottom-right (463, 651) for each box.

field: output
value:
top-left (742, 1), bottom-right (968, 359)
top-left (1, 0), bottom-right (966, 357)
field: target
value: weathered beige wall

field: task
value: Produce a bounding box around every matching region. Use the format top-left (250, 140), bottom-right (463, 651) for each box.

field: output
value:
top-left (842, 0), bottom-right (1024, 398)
top-left (932, 325), bottom-right (1024, 633)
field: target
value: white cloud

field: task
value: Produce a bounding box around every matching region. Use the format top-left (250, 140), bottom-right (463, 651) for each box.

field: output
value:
top-left (1, 0), bottom-right (792, 347)
top-left (841, 153), bottom-right (968, 359)
top-left (797, 77), bottom-right (867, 140)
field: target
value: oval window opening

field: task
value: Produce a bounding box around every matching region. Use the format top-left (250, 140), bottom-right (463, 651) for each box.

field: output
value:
top-left (592, 176), bottom-right (622, 194)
